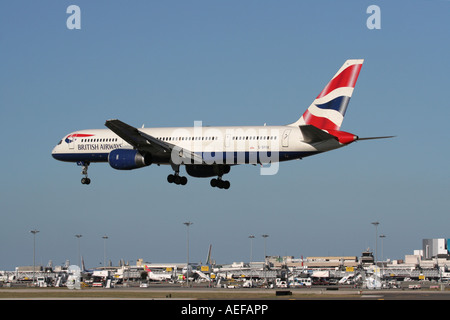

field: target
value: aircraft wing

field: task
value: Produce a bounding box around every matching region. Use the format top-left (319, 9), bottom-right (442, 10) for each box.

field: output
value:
top-left (105, 119), bottom-right (204, 164)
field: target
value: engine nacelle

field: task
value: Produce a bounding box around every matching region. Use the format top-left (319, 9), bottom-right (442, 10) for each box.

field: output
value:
top-left (186, 164), bottom-right (230, 178)
top-left (108, 149), bottom-right (152, 170)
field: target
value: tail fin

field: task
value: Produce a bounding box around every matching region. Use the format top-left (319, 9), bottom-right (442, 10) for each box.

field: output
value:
top-left (290, 59), bottom-right (364, 130)
top-left (205, 244), bottom-right (212, 265)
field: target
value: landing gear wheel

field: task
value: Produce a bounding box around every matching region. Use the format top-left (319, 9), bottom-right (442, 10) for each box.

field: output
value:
top-left (79, 162), bottom-right (91, 185)
top-left (167, 173), bottom-right (188, 186)
top-left (210, 178), bottom-right (230, 189)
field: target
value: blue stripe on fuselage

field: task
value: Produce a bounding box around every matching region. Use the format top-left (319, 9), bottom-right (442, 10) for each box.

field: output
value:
top-left (52, 151), bottom-right (320, 164)
top-left (199, 151), bottom-right (318, 163)
top-left (52, 153), bottom-right (110, 162)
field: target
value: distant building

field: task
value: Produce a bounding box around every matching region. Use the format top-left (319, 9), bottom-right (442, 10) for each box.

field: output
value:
top-left (266, 255), bottom-right (359, 269)
top-left (360, 250), bottom-right (374, 265)
top-left (422, 238), bottom-right (448, 259)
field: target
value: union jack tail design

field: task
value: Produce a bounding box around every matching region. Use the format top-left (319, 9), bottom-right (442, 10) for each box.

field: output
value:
top-left (291, 59), bottom-right (364, 131)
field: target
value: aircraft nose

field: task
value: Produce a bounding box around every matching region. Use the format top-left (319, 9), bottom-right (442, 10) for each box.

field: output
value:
top-left (51, 140), bottom-right (63, 160)
top-left (51, 146), bottom-right (59, 160)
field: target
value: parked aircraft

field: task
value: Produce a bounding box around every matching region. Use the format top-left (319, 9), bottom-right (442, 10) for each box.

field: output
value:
top-left (144, 265), bottom-right (174, 281)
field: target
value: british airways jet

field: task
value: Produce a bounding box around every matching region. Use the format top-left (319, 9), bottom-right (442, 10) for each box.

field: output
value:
top-left (52, 59), bottom-right (392, 189)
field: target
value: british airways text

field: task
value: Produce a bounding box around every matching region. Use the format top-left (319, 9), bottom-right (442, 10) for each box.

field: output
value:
top-left (78, 143), bottom-right (123, 151)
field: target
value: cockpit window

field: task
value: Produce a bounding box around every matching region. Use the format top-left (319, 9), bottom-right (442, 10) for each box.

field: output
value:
top-left (57, 140), bottom-right (62, 145)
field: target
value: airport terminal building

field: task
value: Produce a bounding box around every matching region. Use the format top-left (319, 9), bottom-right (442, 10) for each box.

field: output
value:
top-left (1, 238), bottom-right (449, 289)
top-left (422, 238), bottom-right (449, 260)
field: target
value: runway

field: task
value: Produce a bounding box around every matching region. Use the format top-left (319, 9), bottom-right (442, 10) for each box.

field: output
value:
top-left (1, 286), bottom-right (449, 300)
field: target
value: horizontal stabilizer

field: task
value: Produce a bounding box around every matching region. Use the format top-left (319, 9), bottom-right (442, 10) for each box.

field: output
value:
top-left (299, 125), bottom-right (337, 144)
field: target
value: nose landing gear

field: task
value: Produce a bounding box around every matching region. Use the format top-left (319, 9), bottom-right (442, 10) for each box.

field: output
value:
top-left (79, 162), bottom-right (91, 185)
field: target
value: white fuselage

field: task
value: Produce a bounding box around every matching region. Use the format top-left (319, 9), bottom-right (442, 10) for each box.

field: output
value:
top-left (52, 125), bottom-right (342, 165)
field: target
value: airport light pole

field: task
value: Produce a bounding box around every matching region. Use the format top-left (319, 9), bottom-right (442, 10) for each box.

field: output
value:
top-left (371, 222), bottom-right (379, 265)
top-left (262, 234), bottom-right (269, 284)
top-left (379, 234), bottom-right (386, 262)
top-left (183, 222), bottom-right (193, 287)
top-left (102, 235), bottom-right (108, 269)
top-left (380, 234), bottom-right (386, 278)
top-left (249, 235), bottom-right (255, 283)
top-left (262, 234), bottom-right (269, 266)
top-left (75, 234), bottom-right (82, 267)
top-left (30, 229), bottom-right (39, 285)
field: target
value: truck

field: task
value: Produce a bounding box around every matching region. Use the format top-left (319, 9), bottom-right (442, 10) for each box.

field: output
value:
top-left (276, 278), bottom-right (288, 288)
top-left (36, 276), bottom-right (48, 287)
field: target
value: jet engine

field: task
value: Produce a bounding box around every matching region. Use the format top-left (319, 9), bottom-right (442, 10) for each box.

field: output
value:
top-left (108, 149), bottom-right (152, 170)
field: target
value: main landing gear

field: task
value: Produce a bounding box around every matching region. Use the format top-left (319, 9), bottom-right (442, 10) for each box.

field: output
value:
top-left (168, 163), bottom-right (231, 189)
top-left (79, 162), bottom-right (91, 185)
top-left (167, 173), bottom-right (188, 185)
top-left (210, 165), bottom-right (231, 189)
top-left (167, 162), bottom-right (188, 186)
top-left (210, 177), bottom-right (230, 189)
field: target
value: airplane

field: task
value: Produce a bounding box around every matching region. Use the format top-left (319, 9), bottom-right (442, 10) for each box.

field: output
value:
top-left (205, 244), bottom-right (213, 268)
top-left (52, 59), bottom-right (393, 189)
top-left (144, 265), bottom-right (174, 281)
top-left (80, 256), bottom-right (95, 276)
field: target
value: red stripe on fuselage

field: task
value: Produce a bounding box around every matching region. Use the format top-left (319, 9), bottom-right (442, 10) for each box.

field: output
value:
top-left (69, 134), bottom-right (95, 137)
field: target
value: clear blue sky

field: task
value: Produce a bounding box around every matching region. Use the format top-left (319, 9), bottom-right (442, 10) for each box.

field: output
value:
top-left (1, 0), bottom-right (449, 270)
